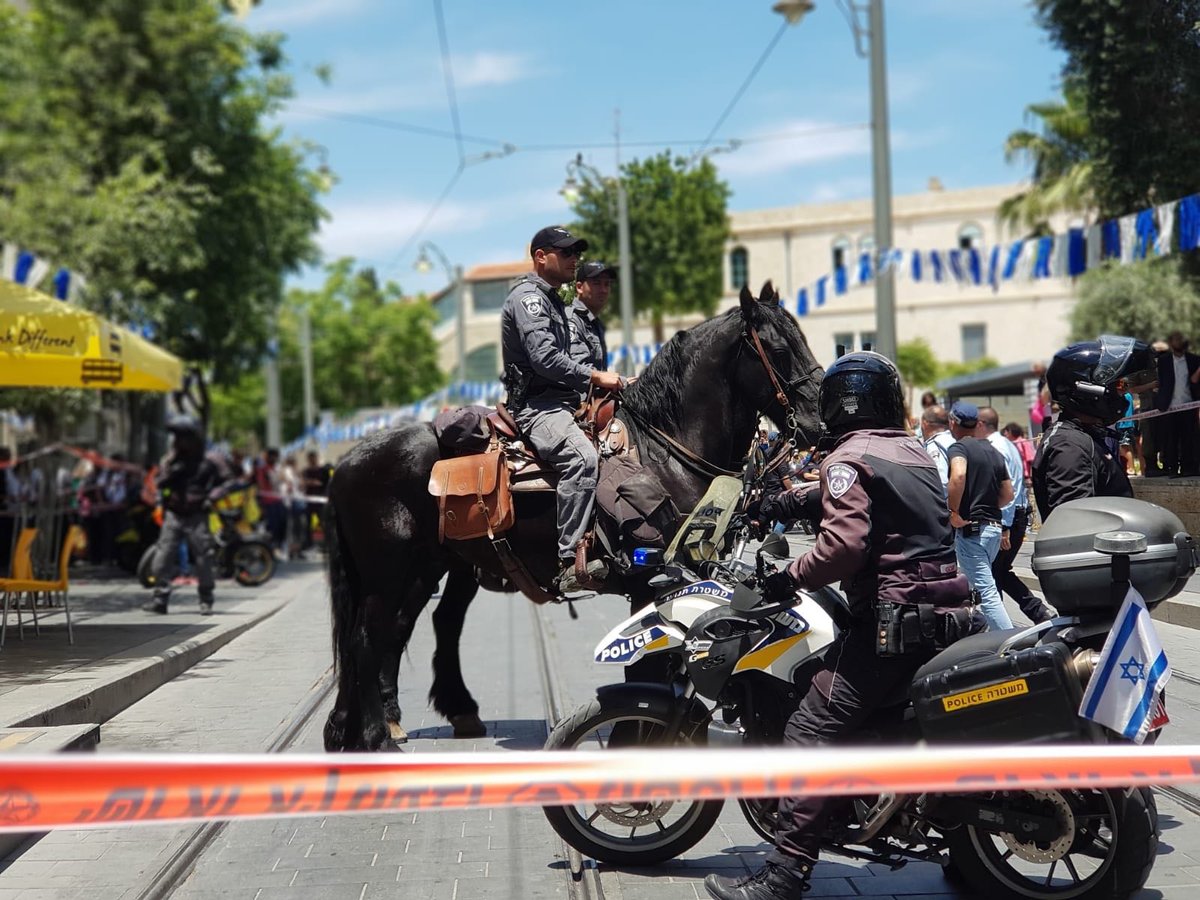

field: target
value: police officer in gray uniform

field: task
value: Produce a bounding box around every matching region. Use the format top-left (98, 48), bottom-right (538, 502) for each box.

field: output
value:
top-left (568, 260), bottom-right (615, 379)
top-left (501, 227), bottom-right (624, 593)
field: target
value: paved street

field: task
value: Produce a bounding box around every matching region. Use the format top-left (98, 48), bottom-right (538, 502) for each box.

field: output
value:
top-left (3, 556), bottom-right (1200, 899)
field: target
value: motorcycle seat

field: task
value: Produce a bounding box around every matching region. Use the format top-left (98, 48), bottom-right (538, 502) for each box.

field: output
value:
top-left (911, 627), bottom-right (1028, 685)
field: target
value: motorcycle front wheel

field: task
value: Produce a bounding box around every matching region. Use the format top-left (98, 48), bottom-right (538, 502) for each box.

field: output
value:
top-left (945, 786), bottom-right (1157, 900)
top-left (232, 542), bottom-right (275, 586)
top-left (541, 696), bottom-right (723, 866)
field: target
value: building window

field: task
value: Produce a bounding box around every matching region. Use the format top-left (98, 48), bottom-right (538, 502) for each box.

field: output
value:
top-left (472, 280), bottom-right (508, 313)
top-left (730, 247), bottom-right (749, 290)
top-left (832, 236), bottom-right (851, 271)
top-left (464, 343), bottom-right (499, 381)
top-left (962, 324), bottom-right (987, 361)
top-left (958, 223), bottom-right (984, 249)
top-left (833, 332), bottom-right (854, 358)
top-left (860, 331), bottom-right (876, 352)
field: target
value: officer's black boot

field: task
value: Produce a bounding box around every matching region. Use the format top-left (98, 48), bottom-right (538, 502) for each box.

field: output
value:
top-left (704, 861), bottom-right (811, 899)
top-left (142, 596), bottom-right (169, 615)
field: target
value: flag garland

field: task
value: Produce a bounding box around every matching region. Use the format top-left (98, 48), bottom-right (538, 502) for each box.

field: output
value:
top-left (792, 191), bottom-right (1200, 317)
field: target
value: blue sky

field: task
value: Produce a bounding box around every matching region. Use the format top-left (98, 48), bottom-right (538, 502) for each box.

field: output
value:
top-left (250, 0), bottom-right (1067, 295)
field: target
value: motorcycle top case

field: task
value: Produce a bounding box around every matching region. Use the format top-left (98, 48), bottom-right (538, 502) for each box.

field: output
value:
top-left (911, 640), bottom-right (1085, 744)
top-left (1032, 497), bottom-right (1196, 612)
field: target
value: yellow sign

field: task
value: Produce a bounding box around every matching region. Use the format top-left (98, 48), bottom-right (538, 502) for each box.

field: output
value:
top-left (941, 678), bottom-right (1029, 713)
top-left (0, 281), bottom-right (182, 392)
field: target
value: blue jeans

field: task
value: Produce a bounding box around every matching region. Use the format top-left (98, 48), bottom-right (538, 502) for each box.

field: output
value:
top-left (955, 524), bottom-right (1012, 630)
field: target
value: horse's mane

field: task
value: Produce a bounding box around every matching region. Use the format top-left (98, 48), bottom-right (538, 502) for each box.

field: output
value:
top-left (620, 309), bottom-right (741, 432)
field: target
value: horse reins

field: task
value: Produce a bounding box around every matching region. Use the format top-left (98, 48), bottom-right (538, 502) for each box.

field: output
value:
top-left (743, 324), bottom-right (822, 442)
top-left (619, 406), bottom-right (741, 479)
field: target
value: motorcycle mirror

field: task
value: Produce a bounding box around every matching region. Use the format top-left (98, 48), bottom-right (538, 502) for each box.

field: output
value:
top-left (759, 532), bottom-right (790, 559)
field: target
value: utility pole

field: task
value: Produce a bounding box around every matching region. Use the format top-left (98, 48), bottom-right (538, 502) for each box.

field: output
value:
top-left (264, 330), bottom-right (281, 449)
top-left (867, 0), bottom-right (897, 361)
top-left (299, 307), bottom-right (315, 445)
top-left (614, 110), bottom-right (636, 376)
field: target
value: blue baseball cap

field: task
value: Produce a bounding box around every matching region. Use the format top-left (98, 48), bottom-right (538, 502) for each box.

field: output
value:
top-left (948, 400), bottom-right (979, 428)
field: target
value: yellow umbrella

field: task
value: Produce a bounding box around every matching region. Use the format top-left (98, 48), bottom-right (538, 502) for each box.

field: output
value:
top-left (0, 281), bottom-right (183, 392)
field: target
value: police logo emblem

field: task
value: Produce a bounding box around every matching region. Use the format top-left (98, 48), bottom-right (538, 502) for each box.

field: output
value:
top-left (521, 295), bottom-right (543, 316)
top-left (826, 463), bottom-right (858, 499)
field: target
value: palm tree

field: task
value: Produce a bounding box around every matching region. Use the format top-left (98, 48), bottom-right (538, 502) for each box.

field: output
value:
top-left (999, 82), bottom-right (1095, 236)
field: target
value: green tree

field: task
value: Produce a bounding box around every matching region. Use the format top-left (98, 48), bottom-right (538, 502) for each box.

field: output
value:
top-left (568, 153), bottom-right (730, 343)
top-left (897, 339), bottom-right (940, 389)
top-left (210, 259), bottom-right (444, 445)
top-left (938, 356), bottom-right (1002, 380)
top-left (1033, 0), bottom-right (1200, 218)
top-left (1070, 260), bottom-right (1200, 345)
top-left (999, 83), bottom-right (1095, 235)
top-left (0, 0), bottom-right (326, 382)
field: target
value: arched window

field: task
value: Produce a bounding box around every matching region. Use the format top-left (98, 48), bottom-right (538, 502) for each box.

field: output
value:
top-left (958, 222), bottom-right (984, 249)
top-left (730, 246), bottom-right (749, 290)
top-left (831, 236), bottom-right (851, 271)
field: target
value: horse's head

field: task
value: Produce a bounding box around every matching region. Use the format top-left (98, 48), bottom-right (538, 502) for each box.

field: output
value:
top-left (733, 281), bottom-right (824, 447)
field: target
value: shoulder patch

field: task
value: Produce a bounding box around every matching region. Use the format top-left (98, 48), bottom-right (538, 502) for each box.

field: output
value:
top-left (521, 294), bottom-right (543, 316)
top-left (825, 462), bottom-right (858, 499)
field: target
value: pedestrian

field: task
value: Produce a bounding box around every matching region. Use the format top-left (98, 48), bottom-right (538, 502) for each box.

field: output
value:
top-left (1154, 331), bottom-right (1200, 478)
top-left (301, 450), bottom-right (330, 551)
top-left (1115, 390), bottom-right (1143, 476)
top-left (282, 454), bottom-right (304, 558)
top-left (255, 448), bottom-right (287, 556)
top-left (704, 352), bottom-right (973, 900)
top-left (919, 390), bottom-right (937, 410)
top-left (1141, 340), bottom-right (1169, 477)
top-left (143, 415), bottom-right (230, 615)
top-left (946, 401), bottom-right (1014, 631)
top-left (919, 404), bottom-right (955, 492)
top-left (979, 407), bottom-right (1056, 624)
top-left (1033, 336), bottom-right (1155, 520)
top-left (500, 225), bottom-right (624, 593)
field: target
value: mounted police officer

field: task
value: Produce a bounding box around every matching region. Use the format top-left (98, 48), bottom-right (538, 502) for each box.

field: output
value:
top-left (143, 414), bottom-right (229, 616)
top-left (1033, 335), bottom-right (1155, 521)
top-left (568, 260), bottom-right (615, 380)
top-left (705, 351), bottom-right (974, 900)
top-left (501, 227), bottom-right (624, 593)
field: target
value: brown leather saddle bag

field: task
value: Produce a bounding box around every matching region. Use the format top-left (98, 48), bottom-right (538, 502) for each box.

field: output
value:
top-left (428, 451), bottom-right (515, 542)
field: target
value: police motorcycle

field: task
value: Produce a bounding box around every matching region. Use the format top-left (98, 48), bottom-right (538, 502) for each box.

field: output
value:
top-left (543, 472), bottom-right (1195, 899)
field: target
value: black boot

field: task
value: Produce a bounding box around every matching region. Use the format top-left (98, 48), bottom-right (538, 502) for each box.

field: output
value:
top-left (142, 598), bottom-right (169, 615)
top-left (704, 862), bottom-right (811, 900)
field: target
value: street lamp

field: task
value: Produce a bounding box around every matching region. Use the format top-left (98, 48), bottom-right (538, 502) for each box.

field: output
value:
top-left (776, 0), bottom-right (897, 361)
top-left (415, 241), bottom-right (467, 388)
top-left (561, 153), bottom-right (636, 376)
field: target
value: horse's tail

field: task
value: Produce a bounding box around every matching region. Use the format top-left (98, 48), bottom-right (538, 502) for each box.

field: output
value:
top-left (324, 493), bottom-right (356, 677)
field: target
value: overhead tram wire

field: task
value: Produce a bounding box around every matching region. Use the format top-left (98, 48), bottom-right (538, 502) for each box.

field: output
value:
top-left (283, 105), bottom-right (506, 148)
top-left (690, 19), bottom-right (791, 163)
top-left (432, 0), bottom-right (466, 165)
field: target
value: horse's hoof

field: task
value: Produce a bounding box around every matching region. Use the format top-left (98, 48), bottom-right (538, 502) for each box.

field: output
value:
top-left (450, 713), bottom-right (486, 738)
top-left (387, 721), bottom-right (408, 743)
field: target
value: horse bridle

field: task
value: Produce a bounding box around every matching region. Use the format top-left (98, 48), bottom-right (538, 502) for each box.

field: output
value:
top-left (743, 324), bottom-right (822, 441)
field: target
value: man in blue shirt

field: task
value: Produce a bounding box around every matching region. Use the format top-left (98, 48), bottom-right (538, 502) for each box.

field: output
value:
top-left (979, 406), bottom-right (1056, 624)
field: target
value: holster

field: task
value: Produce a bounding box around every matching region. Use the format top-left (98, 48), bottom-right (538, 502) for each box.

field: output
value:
top-left (875, 601), bottom-right (982, 657)
top-left (503, 364), bottom-right (531, 413)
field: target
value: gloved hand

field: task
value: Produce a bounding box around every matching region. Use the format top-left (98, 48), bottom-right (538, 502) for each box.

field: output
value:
top-left (762, 570), bottom-right (799, 607)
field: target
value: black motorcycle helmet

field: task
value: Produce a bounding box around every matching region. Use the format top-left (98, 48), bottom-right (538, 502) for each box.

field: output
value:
top-left (166, 413), bottom-right (205, 454)
top-left (818, 350), bottom-right (906, 437)
top-left (1046, 335), bottom-right (1156, 425)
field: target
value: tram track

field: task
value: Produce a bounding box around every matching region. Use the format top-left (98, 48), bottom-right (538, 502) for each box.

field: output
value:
top-left (530, 602), bottom-right (606, 900)
top-left (134, 665), bottom-right (337, 900)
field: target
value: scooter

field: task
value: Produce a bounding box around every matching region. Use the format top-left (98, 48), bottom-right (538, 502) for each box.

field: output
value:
top-left (138, 507), bottom-right (275, 588)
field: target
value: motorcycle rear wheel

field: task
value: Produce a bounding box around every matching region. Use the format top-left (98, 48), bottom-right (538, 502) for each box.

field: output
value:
top-left (542, 697), bottom-right (723, 866)
top-left (232, 542), bottom-right (275, 586)
top-left (945, 786), bottom-right (1157, 899)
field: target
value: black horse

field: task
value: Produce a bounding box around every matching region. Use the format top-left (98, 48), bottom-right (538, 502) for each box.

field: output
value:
top-left (323, 283), bottom-right (824, 751)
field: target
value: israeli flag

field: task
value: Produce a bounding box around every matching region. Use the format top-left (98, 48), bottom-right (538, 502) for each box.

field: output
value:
top-left (1079, 586), bottom-right (1170, 743)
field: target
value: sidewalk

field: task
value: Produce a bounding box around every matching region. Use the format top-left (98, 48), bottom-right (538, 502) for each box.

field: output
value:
top-left (0, 557), bottom-right (325, 731)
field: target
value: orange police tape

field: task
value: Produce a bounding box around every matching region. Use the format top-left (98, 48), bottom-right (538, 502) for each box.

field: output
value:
top-left (3, 745), bottom-right (1200, 833)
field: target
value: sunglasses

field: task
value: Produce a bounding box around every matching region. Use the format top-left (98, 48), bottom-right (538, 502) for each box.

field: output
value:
top-left (555, 245), bottom-right (583, 259)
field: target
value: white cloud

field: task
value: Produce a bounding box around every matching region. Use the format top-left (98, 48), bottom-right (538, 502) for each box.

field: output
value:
top-left (453, 52), bottom-right (538, 89)
top-left (249, 0), bottom-right (374, 30)
top-left (317, 196), bottom-right (475, 260)
top-left (716, 121), bottom-right (871, 178)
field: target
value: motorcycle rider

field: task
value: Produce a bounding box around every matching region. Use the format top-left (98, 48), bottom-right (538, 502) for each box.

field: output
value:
top-left (501, 227), bottom-right (625, 593)
top-left (705, 351), bottom-right (974, 900)
top-left (1033, 335), bottom-right (1156, 521)
top-left (142, 414), bottom-right (230, 616)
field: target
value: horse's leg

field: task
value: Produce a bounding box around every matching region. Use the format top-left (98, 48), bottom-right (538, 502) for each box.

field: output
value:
top-left (430, 561), bottom-right (486, 738)
top-left (378, 586), bottom-right (432, 744)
